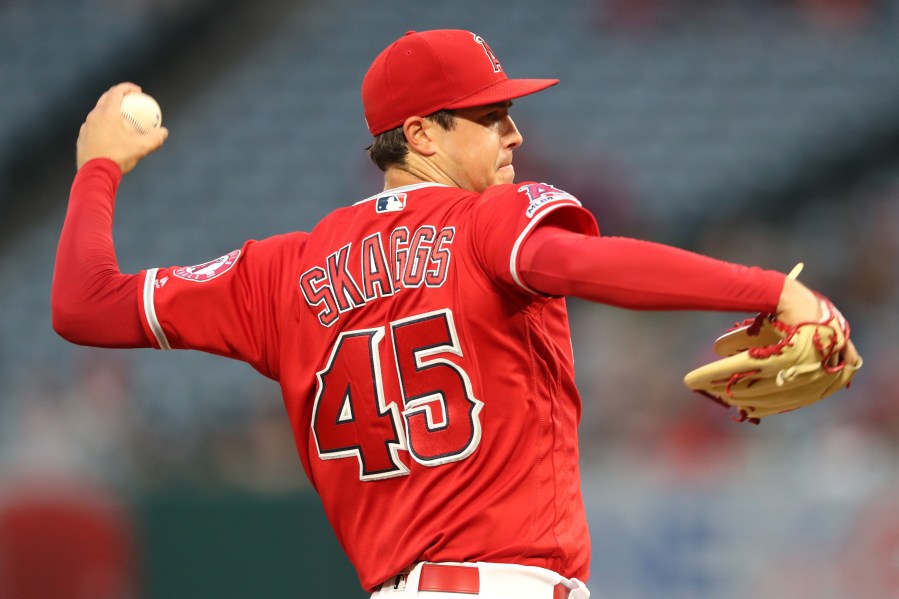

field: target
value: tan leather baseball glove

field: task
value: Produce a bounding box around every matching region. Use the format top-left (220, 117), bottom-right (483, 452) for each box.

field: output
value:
top-left (684, 290), bottom-right (862, 424)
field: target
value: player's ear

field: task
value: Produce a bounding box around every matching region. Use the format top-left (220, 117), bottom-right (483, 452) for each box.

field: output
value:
top-left (402, 116), bottom-right (438, 157)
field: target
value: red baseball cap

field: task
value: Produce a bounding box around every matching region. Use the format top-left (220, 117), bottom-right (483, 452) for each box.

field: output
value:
top-left (362, 29), bottom-right (559, 136)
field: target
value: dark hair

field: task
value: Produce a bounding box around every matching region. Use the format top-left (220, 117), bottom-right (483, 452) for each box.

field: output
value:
top-left (367, 110), bottom-right (456, 171)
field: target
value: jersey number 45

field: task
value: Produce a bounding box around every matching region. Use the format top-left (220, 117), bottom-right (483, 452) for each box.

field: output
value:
top-left (311, 309), bottom-right (484, 481)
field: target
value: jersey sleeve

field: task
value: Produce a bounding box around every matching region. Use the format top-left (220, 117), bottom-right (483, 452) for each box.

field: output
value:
top-left (470, 182), bottom-right (599, 294)
top-left (519, 226), bottom-right (785, 312)
top-left (137, 232), bottom-right (308, 380)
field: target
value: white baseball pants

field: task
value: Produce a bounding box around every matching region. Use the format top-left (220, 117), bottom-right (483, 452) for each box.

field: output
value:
top-left (371, 562), bottom-right (591, 599)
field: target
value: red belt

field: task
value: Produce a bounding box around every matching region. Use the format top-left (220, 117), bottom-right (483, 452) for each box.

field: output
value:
top-left (417, 564), bottom-right (571, 598)
top-left (419, 564), bottom-right (479, 594)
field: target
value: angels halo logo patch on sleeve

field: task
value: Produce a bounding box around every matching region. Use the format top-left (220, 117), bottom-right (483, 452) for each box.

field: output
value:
top-left (173, 249), bottom-right (241, 282)
top-left (518, 182), bottom-right (578, 218)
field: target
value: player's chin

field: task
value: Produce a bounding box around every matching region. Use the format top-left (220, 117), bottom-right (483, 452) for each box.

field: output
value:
top-left (495, 164), bottom-right (515, 185)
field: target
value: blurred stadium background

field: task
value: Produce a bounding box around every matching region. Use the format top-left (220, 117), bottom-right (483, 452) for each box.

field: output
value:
top-left (2, 0), bottom-right (898, 597)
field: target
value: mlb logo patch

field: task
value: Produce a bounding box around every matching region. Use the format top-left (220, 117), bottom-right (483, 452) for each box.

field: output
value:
top-left (376, 193), bottom-right (406, 213)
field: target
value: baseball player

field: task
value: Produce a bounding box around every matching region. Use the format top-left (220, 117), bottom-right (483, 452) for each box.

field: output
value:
top-left (53, 30), bottom-right (858, 598)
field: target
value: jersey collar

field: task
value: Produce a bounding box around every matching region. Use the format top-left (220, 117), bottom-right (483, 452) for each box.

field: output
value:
top-left (355, 182), bottom-right (450, 205)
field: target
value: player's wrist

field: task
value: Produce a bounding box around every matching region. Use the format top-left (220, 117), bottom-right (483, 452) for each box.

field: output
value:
top-left (76, 157), bottom-right (123, 179)
top-left (775, 276), bottom-right (821, 325)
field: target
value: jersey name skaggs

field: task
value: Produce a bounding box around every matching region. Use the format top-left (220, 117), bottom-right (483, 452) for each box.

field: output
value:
top-left (299, 225), bottom-right (455, 327)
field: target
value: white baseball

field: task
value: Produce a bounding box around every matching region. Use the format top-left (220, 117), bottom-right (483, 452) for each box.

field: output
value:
top-left (120, 92), bottom-right (162, 134)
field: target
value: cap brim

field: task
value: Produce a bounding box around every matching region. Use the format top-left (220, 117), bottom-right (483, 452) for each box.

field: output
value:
top-left (445, 78), bottom-right (559, 110)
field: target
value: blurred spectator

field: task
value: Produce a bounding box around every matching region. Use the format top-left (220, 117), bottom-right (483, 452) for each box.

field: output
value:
top-left (0, 350), bottom-right (134, 488)
top-left (839, 485), bottom-right (899, 596)
top-left (597, 0), bottom-right (670, 32)
top-left (0, 483), bottom-right (138, 599)
top-left (795, 0), bottom-right (876, 30)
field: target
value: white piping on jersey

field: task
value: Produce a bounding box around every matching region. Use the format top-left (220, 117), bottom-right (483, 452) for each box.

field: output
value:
top-left (353, 182), bottom-right (450, 205)
top-left (143, 268), bottom-right (172, 350)
top-left (509, 203), bottom-right (578, 295)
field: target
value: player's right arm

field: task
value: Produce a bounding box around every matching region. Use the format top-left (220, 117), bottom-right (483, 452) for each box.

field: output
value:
top-left (51, 157), bottom-right (150, 348)
top-left (53, 149), bottom-right (299, 374)
top-left (54, 84), bottom-right (294, 376)
top-left (53, 82), bottom-right (167, 348)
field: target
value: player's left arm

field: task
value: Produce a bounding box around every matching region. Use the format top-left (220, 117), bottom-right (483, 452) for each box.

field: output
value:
top-left (519, 223), bottom-right (784, 313)
top-left (518, 224), bottom-right (859, 366)
top-left (494, 182), bottom-right (788, 318)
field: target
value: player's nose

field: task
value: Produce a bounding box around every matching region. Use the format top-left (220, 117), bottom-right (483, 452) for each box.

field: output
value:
top-left (504, 116), bottom-right (523, 149)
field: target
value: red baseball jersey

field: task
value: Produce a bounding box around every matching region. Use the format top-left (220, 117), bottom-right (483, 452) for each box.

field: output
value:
top-left (137, 181), bottom-right (599, 591)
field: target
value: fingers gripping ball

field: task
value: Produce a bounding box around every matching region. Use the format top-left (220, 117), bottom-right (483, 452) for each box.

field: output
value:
top-left (684, 292), bottom-right (862, 424)
top-left (120, 92), bottom-right (162, 134)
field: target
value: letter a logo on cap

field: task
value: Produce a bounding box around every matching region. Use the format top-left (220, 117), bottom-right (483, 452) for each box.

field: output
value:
top-left (473, 34), bottom-right (502, 74)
